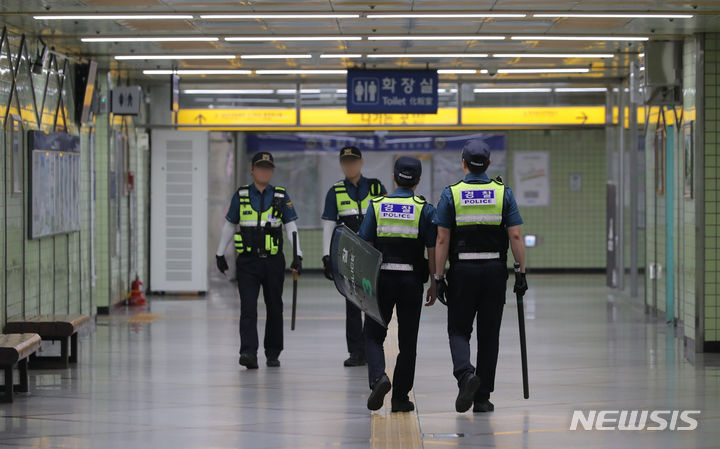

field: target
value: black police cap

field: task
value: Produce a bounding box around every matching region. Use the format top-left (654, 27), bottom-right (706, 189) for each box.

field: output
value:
top-left (394, 156), bottom-right (422, 182)
top-left (462, 139), bottom-right (491, 169)
top-left (251, 152), bottom-right (275, 168)
top-left (339, 145), bottom-right (362, 160)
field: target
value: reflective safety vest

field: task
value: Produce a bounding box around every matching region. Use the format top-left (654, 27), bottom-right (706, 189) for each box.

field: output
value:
top-left (448, 179), bottom-right (509, 260)
top-left (334, 178), bottom-right (383, 232)
top-left (233, 185), bottom-right (286, 256)
top-left (371, 195), bottom-right (426, 267)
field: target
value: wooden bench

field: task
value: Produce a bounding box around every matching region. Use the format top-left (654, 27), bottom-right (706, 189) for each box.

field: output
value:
top-left (3, 315), bottom-right (90, 369)
top-left (0, 333), bottom-right (41, 403)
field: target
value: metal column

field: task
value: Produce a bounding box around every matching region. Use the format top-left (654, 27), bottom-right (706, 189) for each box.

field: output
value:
top-left (629, 60), bottom-right (640, 297)
top-left (617, 84), bottom-right (626, 292)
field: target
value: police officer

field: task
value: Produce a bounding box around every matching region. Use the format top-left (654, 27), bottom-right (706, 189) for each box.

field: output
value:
top-left (321, 145), bottom-right (387, 367)
top-left (433, 139), bottom-right (527, 413)
top-left (358, 156), bottom-right (437, 412)
top-left (215, 152), bottom-right (303, 369)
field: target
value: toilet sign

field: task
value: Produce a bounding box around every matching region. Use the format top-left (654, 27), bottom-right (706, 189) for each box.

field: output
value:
top-left (346, 69), bottom-right (438, 114)
top-left (111, 86), bottom-right (143, 116)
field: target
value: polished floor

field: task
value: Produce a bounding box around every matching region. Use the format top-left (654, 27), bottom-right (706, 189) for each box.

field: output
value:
top-left (1, 273), bottom-right (719, 448)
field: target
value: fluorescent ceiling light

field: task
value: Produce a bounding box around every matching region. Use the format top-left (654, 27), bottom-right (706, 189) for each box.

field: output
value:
top-left (240, 54), bottom-right (311, 59)
top-left (183, 89), bottom-right (274, 94)
top-left (479, 69), bottom-right (489, 74)
top-left (438, 69), bottom-right (478, 74)
top-left (511, 35), bottom-right (649, 41)
top-left (498, 68), bottom-right (590, 73)
top-left (493, 53), bottom-right (614, 58)
top-left (35, 14), bottom-right (193, 20)
top-left (143, 69), bottom-right (252, 75)
top-left (368, 35), bottom-right (505, 41)
top-left (367, 53), bottom-right (488, 58)
top-left (276, 89), bottom-right (323, 94)
top-left (367, 13), bottom-right (526, 18)
top-left (256, 69), bottom-right (347, 74)
top-left (336, 89), bottom-right (348, 94)
top-left (225, 36), bottom-right (361, 41)
top-left (116, 54), bottom-right (235, 60)
top-left (532, 13), bottom-right (693, 19)
top-left (320, 54), bottom-right (363, 58)
top-left (200, 14), bottom-right (359, 19)
top-left (82, 37), bottom-right (218, 42)
top-left (474, 88), bottom-right (552, 93)
top-left (555, 87), bottom-right (608, 92)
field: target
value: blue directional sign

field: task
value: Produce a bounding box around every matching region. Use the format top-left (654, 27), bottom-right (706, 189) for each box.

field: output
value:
top-left (346, 69), bottom-right (438, 114)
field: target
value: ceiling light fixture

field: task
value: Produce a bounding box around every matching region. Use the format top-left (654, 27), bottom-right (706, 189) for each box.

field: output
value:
top-left (437, 69), bottom-right (478, 74)
top-left (554, 87), bottom-right (608, 92)
top-left (532, 13), bottom-right (693, 19)
top-left (367, 13), bottom-right (527, 18)
top-left (497, 68), bottom-right (591, 73)
top-left (183, 89), bottom-right (274, 94)
top-left (116, 54), bottom-right (235, 60)
top-left (493, 53), bottom-right (615, 58)
top-left (276, 89), bottom-right (323, 94)
top-left (367, 53), bottom-right (489, 58)
top-left (367, 35), bottom-right (505, 40)
top-left (511, 35), bottom-right (649, 41)
top-left (225, 36), bottom-right (362, 41)
top-left (143, 69), bottom-right (252, 75)
top-left (474, 87), bottom-right (552, 93)
top-left (320, 54), bottom-right (363, 58)
top-left (200, 14), bottom-right (359, 19)
top-left (82, 37), bottom-right (218, 42)
top-left (255, 69), bottom-right (347, 74)
top-left (35, 14), bottom-right (193, 20)
top-left (240, 54), bottom-right (312, 59)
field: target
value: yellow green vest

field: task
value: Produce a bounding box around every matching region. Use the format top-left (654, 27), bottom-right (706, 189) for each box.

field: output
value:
top-left (334, 178), bottom-right (383, 231)
top-left (448, 180), bottom-right (509, 258)
top-left (371, 195), bottom-right (426, 266)
top-left (233, 185), bottom-right (285, 256)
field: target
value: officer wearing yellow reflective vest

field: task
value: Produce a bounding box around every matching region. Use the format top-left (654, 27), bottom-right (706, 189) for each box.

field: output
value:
top-left (433, 139), bottom-right (527, 414)
top-left (215, 151), bottom-right (303, 370)
top-left (357, 156), bottom-right (437, 413)
top-left (321, 145), bottom-right (387, 367)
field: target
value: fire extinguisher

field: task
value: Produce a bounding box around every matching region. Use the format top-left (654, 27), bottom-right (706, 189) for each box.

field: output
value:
top-left (128, 274), bottom-right (146, 306)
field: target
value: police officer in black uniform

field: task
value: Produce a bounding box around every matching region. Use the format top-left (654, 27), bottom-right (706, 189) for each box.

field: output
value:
top-left (215, 152), bottom-right (303, 369)
top-left (358, 156), bottom-right (437, 412)
top-left (321, 146), bottom-right (387, 367)
top-left (433, 140), bottom-right (527, 413)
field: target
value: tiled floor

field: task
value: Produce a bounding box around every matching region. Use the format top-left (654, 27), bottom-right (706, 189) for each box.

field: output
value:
top-left (1, 273), bottom-right (718, 448)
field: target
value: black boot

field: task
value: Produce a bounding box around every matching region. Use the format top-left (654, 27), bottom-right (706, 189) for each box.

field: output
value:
top-left (473, 399), bottom-right (494, 413)
top-left (239, 353), bottom-right (259, 369)
top-left (455, 372), bottom-right (481, 413)
top-left (367, 374), bottom-right (391, 411)
top-left (266, 358), bottom-right (281, 367)
top-left (343, 352), bottom-right (367, 367)
top-left (391, 396), bottom-right (415, 413)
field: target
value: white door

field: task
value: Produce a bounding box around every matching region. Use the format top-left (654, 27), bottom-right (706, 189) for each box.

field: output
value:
top-left (150, 131), bottom-right (208, 292)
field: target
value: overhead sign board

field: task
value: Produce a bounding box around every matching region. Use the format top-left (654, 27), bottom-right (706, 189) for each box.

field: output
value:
top-left (346, 69), bottom-right (438, 114)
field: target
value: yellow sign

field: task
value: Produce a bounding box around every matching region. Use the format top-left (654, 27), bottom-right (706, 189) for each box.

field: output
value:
top-left (301, 107), bottom-right (458, 126)
top-left (178, 108), bottom-right (296, 126)
top-left (177, 106), bottom-right (646, 128)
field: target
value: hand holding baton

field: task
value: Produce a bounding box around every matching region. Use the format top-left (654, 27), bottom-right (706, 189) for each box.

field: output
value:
top-left (514, 262), bottom-right (529, 399)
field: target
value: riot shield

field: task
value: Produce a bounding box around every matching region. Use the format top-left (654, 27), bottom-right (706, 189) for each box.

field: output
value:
top-left (329, 224), bottom-right (386, 328)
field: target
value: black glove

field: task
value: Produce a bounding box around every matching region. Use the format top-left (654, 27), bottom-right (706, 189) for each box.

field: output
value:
top-left (514, 272), bottom-right (528, 296)
top-left (216, 255), bottom-right (228, 274)
top-left (322, 255), bottom-right (334, 281)
top-left (291, 255), bottom-right (303, 275)
top-left (436, 277), bottom-right (448, 306)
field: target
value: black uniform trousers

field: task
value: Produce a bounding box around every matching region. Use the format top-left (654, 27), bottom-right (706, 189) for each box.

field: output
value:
top-left (364, 270), bottom-right (424, 400)
top-left (447, 259), bottom-right (508, 401)
top-left (346, 301), bottom-right (365, 356)
top-left (236, 253), bottom-right (286, 359)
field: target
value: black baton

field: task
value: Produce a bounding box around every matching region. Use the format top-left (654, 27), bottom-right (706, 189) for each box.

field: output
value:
top-left (291, 231), bottom-right (298, 331)
top-left (515, 262), bottom-right (529, 399)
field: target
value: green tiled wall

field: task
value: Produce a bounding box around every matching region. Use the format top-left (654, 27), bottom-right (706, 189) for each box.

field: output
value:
top-left (277, 128), bottom-right (608, 270)
top-left (0, 29), bottom-right (150, 323)
top-left (704, 33), bottom-right (720, 344)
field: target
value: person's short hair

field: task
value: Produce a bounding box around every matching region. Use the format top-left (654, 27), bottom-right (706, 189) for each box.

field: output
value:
top-left (466, 158), bottom-right (489, 174)
top-left (394, 173), bottom-right (419, 188)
